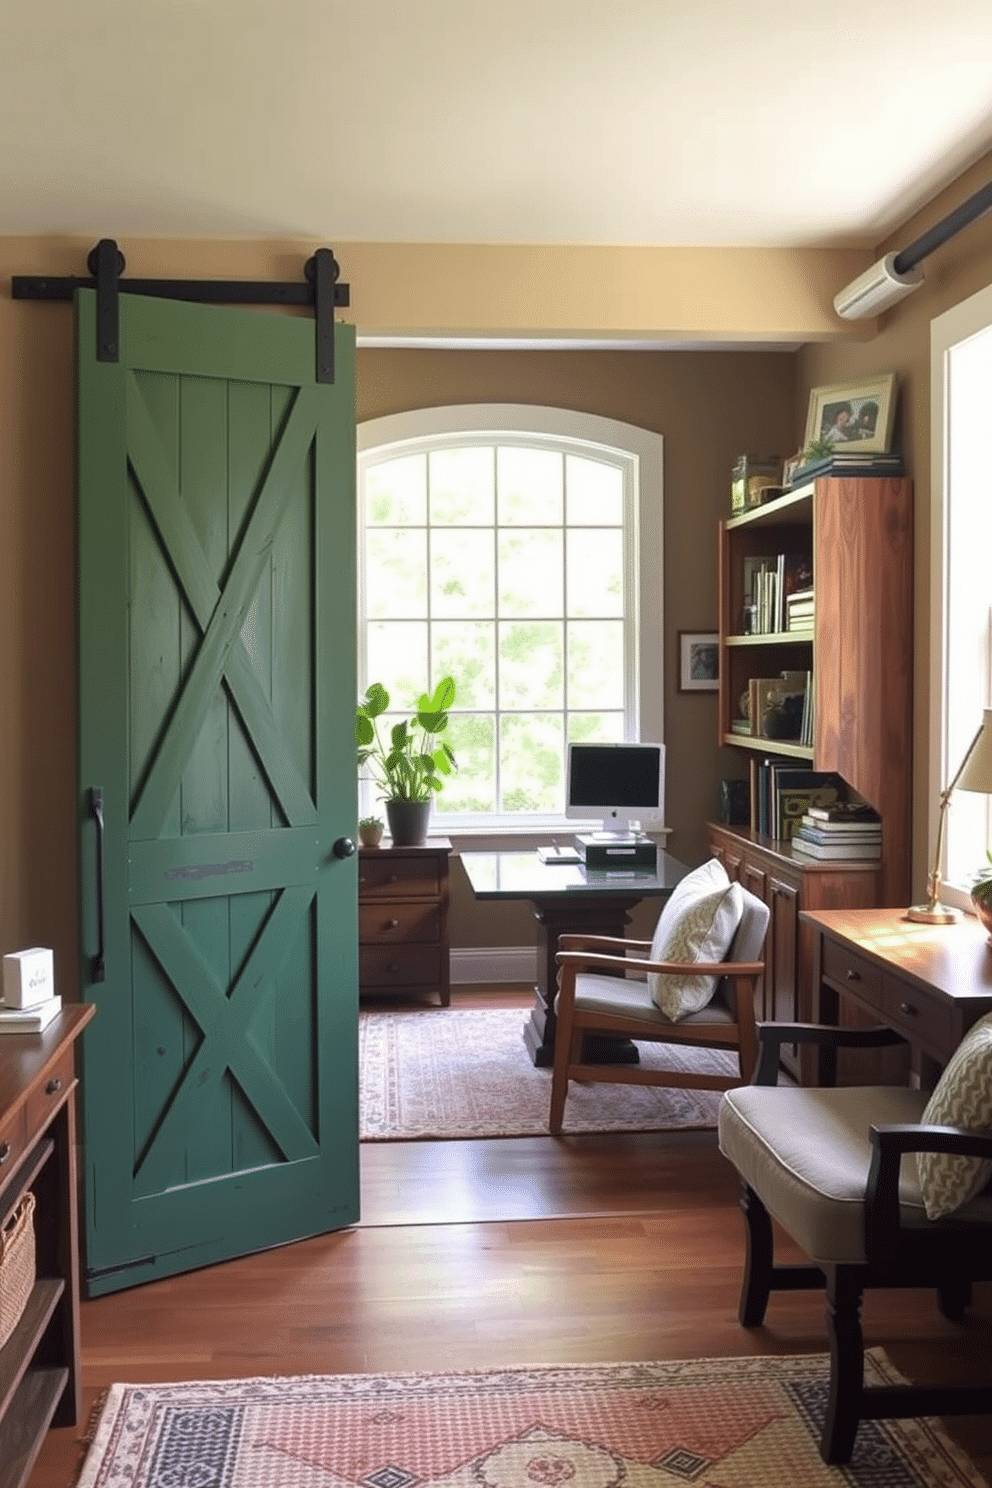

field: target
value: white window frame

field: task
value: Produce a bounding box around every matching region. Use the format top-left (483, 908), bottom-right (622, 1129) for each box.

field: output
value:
top-left (356, 404), bottom-right (665, 843)
top-left (929, 282), bottom-right (992, 909)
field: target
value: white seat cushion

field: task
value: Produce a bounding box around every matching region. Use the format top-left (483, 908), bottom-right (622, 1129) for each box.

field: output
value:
top-left (647, 859), bottom-right (743, 1020)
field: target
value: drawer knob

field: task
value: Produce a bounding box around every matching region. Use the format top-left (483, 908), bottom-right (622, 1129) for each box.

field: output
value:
top-left (0, 1142), bottom-right (9, 1165)
top-left (384, 918), bottom-right (400, 930)
top-left (900, 1001), bottom-right (919, 1017)
top-left (845, 969), bottom-right (861, 982)
top-left (45, 1076), bottom-right (63, 1096)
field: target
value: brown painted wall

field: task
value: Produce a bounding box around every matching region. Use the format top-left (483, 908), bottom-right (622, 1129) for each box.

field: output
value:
top-left (356, 348), bottom-right (797, 945)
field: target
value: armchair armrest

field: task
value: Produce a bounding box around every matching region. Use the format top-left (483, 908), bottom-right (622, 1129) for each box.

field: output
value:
top-left (556, 949), bottom-right (765, 979)
top-left (865, 1122), bottom-right (992, 1259)
top-left (557, 934), bottom-right (652, 955)
top-left (752, 1022), bottom-right (907, 1086)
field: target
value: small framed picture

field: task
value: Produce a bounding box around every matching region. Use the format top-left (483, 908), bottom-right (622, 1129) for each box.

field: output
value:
top-left (803, 373), bottom-right (897, 454)
top-left (679, 631), bottom-right (719, 692)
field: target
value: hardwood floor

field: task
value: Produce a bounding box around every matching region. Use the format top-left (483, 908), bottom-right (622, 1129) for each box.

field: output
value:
top-left (27, 988), bottom-right (992, 1486)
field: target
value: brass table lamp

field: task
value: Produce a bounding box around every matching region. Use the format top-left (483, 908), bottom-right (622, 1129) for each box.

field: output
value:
top-left (907, 708), bottom-right (992, 923)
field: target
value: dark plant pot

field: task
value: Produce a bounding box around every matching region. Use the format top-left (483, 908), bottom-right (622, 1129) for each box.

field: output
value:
top-left (385, 799), bottom-right (431, 847)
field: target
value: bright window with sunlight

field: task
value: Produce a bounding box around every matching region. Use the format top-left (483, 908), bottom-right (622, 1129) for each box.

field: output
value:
top-left (357, 406), bottom-right (664, 830)
top-left (932, 289), bottom-right (992, 901)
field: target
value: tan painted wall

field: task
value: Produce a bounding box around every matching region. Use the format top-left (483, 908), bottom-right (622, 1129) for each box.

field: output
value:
top-left (796, 148), bottom-right (992, 902)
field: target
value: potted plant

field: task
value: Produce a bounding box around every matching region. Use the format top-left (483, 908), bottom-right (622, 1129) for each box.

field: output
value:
top-left (969, 851), bottom-right (992, 941)
top-left (358, 815), bottom-right (384, 848)
top-left (356, 676), bottom-right (457, 845)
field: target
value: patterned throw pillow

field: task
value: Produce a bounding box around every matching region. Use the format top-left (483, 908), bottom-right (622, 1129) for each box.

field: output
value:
top-left (917, 1010), bottom-right (992, 1220)
top-left (647, 872), bottom-right (744, 1022)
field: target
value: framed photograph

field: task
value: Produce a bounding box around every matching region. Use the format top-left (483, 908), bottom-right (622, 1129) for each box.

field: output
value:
top-left (679, 631), bottom-right (719, 692)
top-left (803, 373), bottom-right (897, 454)
top-left (782, 454), bottom-right (801, 489)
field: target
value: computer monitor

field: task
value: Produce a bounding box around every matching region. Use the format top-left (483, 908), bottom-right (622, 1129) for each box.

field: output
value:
top-left (565, 741), bottom-right (665, 837)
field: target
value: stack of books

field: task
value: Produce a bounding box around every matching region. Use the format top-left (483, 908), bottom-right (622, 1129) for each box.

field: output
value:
top-left (791, 802), bottom-right (882, 860)
top-left (790, 451), bottom-right (904, 484)
top-left (786, 587), bottom-right (814, 631)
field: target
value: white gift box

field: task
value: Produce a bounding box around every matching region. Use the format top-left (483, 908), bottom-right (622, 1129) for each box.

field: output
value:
top-left (3, 947), bottom-right (55, 1009)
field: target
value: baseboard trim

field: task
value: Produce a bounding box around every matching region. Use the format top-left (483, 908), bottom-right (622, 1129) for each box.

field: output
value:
top-left (451, 946), bottom-right (537, 985)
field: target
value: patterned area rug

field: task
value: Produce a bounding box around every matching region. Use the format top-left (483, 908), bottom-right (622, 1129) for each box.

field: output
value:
top-left (360, 1007), bottom-right (738, 1140)
top-left (75, 1351), bottom-right (987, 1488)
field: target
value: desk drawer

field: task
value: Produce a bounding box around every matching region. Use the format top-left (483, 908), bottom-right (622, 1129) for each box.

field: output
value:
top-left (360, 945), bottom-right (443, 989)
top-left (881, 975), bottom-right (953, 1055)
top-left (26, 1048), bottom-right (75, 1136)
top-left (0, 1106), bottom-right (28, 1189)
top-left (821, 939), bottom-right (883, 1013)
top-left (359, 857), bottom-right (441, 899)
top-left (360, 902), bottom-right (442, 945)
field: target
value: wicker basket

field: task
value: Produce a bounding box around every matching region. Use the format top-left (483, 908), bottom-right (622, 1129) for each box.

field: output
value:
top-left (0, 1191), bottom-right (36, 1350)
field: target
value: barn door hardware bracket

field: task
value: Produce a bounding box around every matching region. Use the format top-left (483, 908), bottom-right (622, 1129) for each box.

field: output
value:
top-left (11, 240), bottom-right (350, 384)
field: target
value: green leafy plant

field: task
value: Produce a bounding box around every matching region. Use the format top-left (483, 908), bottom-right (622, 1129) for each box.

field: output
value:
top-left (356, 677), bottom-right (457, 803)
top-left (799, 437), bottom-right (834, 466)
top-left (358, 815), bottom-right (383, 831)
top-left (969, 849), bottom-right (992, 905)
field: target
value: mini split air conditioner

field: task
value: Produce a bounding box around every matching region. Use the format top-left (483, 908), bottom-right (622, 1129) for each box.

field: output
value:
top-left (833, 253), bottom-right (924, 320)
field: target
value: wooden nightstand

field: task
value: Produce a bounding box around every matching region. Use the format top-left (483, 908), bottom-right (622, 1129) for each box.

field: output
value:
top-left (358, 839), bottom-right (452, 1006)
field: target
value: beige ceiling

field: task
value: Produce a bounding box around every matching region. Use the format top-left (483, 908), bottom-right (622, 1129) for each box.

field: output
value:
top-left (4, 0), bottom-right (992, 248)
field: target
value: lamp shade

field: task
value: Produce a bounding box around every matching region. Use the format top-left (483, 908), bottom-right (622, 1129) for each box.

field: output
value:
top-left (957, 708), bottom-right (992, 794)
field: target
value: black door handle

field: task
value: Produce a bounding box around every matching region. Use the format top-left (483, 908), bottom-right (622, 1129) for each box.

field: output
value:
top-left (333, 837), bottom-right (356, 859)
top-left (90, 786), bottom-right (107, 983)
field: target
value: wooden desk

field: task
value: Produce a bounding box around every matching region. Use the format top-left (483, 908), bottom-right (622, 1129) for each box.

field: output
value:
top-left (802, 907), bottom-right (992, 1087)
top-left (0, 1003), bottom-right (94, 1488)
top-left (459, 849), bottom-right (688, 1066)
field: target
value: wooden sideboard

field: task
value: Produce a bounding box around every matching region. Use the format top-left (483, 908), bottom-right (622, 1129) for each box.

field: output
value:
top-left (358, 839), bottom-right (452, 1006)
top-left (0, 1003), bottom-right (94, 1488)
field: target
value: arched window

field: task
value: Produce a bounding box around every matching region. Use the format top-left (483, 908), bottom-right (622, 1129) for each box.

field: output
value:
top-left (357, 404), bottom-right (664, 832)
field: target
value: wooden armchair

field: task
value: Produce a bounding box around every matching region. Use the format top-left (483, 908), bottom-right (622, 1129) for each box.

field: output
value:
top-left (549, 884), bottom-right (769, 1135)
top-left (719, 1019), bottom-right (992, 1464)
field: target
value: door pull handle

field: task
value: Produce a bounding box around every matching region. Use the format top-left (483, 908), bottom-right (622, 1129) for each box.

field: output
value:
top-left (90, 786), bottom-right (107, 983)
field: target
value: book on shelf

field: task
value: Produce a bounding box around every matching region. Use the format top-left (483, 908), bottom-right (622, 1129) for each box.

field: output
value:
top-left (730, 717), bottom-right (752, 734)
top-left (806, 801), bottom-right (880, 824)
top-left (0, 993), bottom-right (61, 1032)
top-left (796, 820), bottom-right (881, 843)
top-left (753, 763), bottom-right (843, 839)
top-left (775, 553), bottom-right (814, 633)
top-left (791, 832), bottom-right (882, 860)
top-left (798, 813), bottom-right (881, 838)
top-left (790, 453), bottom-right (903, 484)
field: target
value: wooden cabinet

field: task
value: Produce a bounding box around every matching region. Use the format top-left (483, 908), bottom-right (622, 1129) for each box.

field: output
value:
top-left (708, 823), bottom-right (903, 1083)
top-left (717, 475), bottom-right (913, 909)
top-left (0, 1004), bottom-right (94, 1488)
top-left (358, 839), bottom-right (451, 1005)
top-left (713, 475), bottom-right (913, 1082)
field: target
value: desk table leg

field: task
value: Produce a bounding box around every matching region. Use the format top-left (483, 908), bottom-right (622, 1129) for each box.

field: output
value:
top-left (522, 897), bottom-right (640, 1067)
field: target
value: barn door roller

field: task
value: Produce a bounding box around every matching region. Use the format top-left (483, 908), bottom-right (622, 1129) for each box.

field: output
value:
top-left (11, 239), bottom-right (350, 384)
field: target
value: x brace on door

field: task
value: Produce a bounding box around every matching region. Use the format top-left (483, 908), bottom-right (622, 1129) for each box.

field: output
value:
top-left (11, 238), bottom-right (350, 384)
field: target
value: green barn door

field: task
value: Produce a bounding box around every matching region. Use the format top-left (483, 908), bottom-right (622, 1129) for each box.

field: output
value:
top-left (75, 289), bottom-right (359, 1296)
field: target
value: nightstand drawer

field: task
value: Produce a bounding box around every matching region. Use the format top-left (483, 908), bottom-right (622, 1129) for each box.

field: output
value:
top-left (360, 945), bottom-right (443, 988)
top-left (821, 940), bottom-right (883, 1014)
top-left (358, 856), bottom-right (441, 899)
top-left (882, 975), bottom-right (953, 1054)
top-left (360, 902), bottom-right (443, 945)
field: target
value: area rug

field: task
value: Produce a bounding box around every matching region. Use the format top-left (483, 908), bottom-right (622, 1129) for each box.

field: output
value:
top-left (75, 1349), bottom-right (987, 1488)
top-left (359, 1007), bottom-right (737, 1140)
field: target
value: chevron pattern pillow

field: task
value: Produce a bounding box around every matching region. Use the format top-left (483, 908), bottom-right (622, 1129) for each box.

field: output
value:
top-left (917, 1010), bottom-right (992, 1220)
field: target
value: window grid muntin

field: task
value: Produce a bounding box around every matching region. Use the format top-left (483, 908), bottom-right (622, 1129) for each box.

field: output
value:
top-left (359, 422), bottom-right (643, 828)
